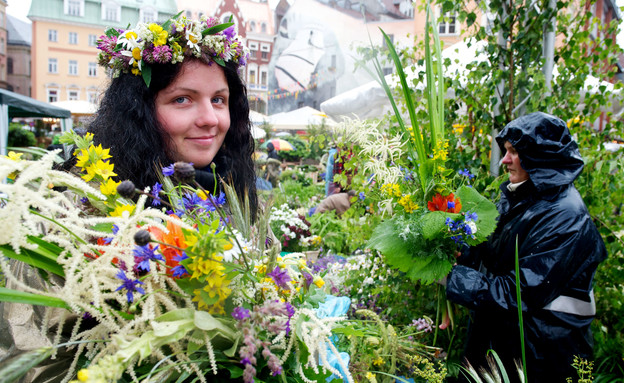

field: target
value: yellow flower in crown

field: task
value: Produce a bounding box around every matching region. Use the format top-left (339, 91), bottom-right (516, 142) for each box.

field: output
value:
top-left (148, 23), bottom-right (168, 46)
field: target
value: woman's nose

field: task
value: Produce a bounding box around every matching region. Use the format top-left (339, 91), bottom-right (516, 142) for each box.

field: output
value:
top-left (501, 152), bottom-right (511, 164)
top-left (196, 101), bottom-right (219, 127)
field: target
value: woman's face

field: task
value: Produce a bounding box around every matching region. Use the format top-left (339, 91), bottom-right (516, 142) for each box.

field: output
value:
top-left (502, 140), bottom-right (529, 184)
top-left (155, 60), bottom-right (230, 169)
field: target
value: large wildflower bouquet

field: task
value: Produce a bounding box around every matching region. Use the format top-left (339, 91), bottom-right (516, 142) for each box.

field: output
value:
top-left (0, 133), bottom-right (353, 383)
top-left (334, 9), bottom-right (499, 285)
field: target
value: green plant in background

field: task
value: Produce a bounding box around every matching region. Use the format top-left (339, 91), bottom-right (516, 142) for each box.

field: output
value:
top-left (277, 135), bottom-right (309, 162)
top-left (306, 121), bottom-right (336, 161)
top-left (8, 123), bottom-right (37, 147)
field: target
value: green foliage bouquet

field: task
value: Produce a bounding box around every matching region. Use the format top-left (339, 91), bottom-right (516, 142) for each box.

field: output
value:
top-left (356, 8), bottom-right (499, 284)
top-left (0, 133), bottom-right (352, 383)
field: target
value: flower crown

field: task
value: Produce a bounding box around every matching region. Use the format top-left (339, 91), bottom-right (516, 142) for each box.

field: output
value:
top-left (97, 12), bottom-right (249, 86)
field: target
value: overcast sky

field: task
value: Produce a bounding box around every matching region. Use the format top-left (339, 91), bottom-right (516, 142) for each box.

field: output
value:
top-left (6, 0), bottom-right (624, 47)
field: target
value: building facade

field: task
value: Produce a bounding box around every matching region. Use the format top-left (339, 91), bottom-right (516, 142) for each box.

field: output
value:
top-left (7, 15), bottom-right (32, 96)
top-left (0, 1), bottom-right (8, 90)
top-left (28, 0), bottom-right (177, 104)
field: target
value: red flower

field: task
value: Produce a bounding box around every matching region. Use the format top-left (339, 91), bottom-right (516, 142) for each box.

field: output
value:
top-left (427, 193), bottom-right (462, 213)
top-left (148, 215), bottom-right (188, 277)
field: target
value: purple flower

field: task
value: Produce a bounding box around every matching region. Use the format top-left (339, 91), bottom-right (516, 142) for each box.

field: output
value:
top-left (267, 267), bottom-right (291, 290)
top-left (102, 224), bottom-right (120, 245)
top-left (171, 253), bottom-right (189, 278)
top-left (232, 306), bottom-right (251, 321)
top-left (133, 244), bottom-right (163, 272)
top-left (302, 271), bottom-right (314, 288)
top-left (97, 35), bottom-right (117, 54)
top-left (447, 201), bottom-right (455, 210)
top-left (465, 211), bottom-right (478, 222)
top-left (162, 164), bottom-right (175, 177)
top-left (115, 270), bottom-right (145, 303)
top-left (284, 301), bottom-right (295, 335)
top-left (152, 45), bottom-right (173, 63)
top-left (150, 182), bottom-right (163, 206)
top-left (459, 168), bottom-right (476, 179)
top-left (223, 26), bottom-right (236, 40)
top-left (358, 192), bottom-right (365, 201)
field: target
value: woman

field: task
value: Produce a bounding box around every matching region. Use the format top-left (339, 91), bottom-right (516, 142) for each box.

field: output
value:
top-left (89, 15), bottom-right (257, 217)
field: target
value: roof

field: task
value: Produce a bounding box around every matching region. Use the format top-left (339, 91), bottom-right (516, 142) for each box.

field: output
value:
top-left (6, 15), bottom-right (32, 46)
top-left (28, 0), bottom-right (178, 27)
top-left (0, 88), bottom-right (71, 119)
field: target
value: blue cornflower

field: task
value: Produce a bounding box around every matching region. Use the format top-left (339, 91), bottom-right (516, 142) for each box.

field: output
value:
top-left (463, 223), bottom-right (474, 236)
top-left (203, 191), bottom-right (226, 211)
top-left (358, 192), bottom-right (366, 201)
top-left (162, 164), bottom-right (175, 177)
top-left (231, 306), bottom-right (251, 320)
top-left (459, 168), bottom-right (475, 179)
top-left (267, 266), bottom-right (291, 289)
top-left (447, 201), bottom-right (456, 210)
top-left (465, 211), bottom-right (478, 222)
top-left (171, 252), bottom-right (189, 278)
top-left (450, 235), bottom-right (464, 244)
top-left (102, 224), bottom-right (120, 245)
top-left (133, 244), bottom-right (163, 272)
top-left (80, 197), bottom-right (89, 204)
top-left (150, 182), bottom-right (163, 206)
top-left (115, 270), bottom-right (145, 303)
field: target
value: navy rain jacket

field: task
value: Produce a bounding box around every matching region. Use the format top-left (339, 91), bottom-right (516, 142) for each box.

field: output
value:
top-left (446, 112), bottom-right (607, 382)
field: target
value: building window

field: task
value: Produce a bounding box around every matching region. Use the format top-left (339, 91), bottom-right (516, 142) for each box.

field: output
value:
top-left (88, 34), bottom-right (98, 46)
top-left (48, 58), bottom-right (58, 74)
top-left (249, 69), bottom-right (256, 84)
top-left (249, 21), bottom-right (256, 32)
top-left (102, 2), bottom-right (121, 22)
top-left (68, 60), bottom-right (78, 75)
top-left (249, 42), bottom-right (258, 59)
top-left (65, 0), bottom-right (84, 16)
top-left (87, 91), bottom-right (98, 104)
top-left (0, 38), bottom-right (4, 54)
top-left (261, 51), bottom-right (268, 60)
top-left (261, 23), bottom-right (267, 33)
top-left (47, 89), bottom-right (59, 102)
top-left (7, 57), bottom-right (12, 74)
top-left (439, 11), bottom-right (458, 35)
top-left (69, 32), bottom-right (78, 45)
top-left (48, 29), bottom-right (58, 42)
top-left (88, 62), bottom-right (98, 77)
top-left (140, 8), bottom-right (157, 23)
top-left (260, 71), bottom-right (267, 85)
top-left (68, 90), bottom-right (79, 100)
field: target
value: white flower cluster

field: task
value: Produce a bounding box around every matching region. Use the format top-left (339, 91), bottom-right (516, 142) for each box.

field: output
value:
top-left (269, 204), bottom-right (313, 247)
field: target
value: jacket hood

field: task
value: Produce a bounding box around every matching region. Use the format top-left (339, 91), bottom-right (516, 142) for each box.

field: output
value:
top-left (496, 112), bottom-right (584, 192)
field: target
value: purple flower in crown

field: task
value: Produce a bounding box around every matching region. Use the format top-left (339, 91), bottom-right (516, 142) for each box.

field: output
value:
top-left (141, 44), bottom-right (155, 64)
top-left (223, 26), bottom-right (236, 41)
top-left (97, 35), bottom-right (118, 55)
top-left (152, 45), bottom-right (173, 64)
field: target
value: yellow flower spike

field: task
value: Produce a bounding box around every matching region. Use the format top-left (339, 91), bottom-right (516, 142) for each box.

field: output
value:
top-left (100, 178), bottom-right (121, 196)
top-left (313, 276), bottom-right (324, 288)
top-left (77, 369), bottom-right (89, 382)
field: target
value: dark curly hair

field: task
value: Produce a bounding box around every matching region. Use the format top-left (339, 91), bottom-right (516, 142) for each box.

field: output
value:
top-left (89, 58), bottom-right (257, 218)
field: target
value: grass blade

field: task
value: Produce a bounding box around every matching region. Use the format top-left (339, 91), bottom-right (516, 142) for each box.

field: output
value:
top-left (0, 246), bottom-right (65, 278)
top-left (0, 287), bottom-right (70, 309)
top-left (514, 236), bottom-right (528, 383)
top-left (0, 347), bottom-right (54, 383)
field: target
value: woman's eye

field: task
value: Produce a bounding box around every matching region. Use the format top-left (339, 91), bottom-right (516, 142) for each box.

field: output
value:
top-left (174, 97), bottom-right (188, 104)
top-left (212, 97), bottom-right (226, 104)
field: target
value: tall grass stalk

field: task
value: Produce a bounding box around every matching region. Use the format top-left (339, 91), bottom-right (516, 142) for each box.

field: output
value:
top-left (515, 236), bottom-right (528, 382)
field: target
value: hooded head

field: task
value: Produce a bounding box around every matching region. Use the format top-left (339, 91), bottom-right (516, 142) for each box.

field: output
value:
top-left (267, 142), bottom-right (275, 151)
top-left (496, 112), bottom-right (584, 192)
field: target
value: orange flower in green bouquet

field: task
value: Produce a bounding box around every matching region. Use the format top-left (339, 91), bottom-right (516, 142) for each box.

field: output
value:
top-left (427, 192), bottom-right (462, 213)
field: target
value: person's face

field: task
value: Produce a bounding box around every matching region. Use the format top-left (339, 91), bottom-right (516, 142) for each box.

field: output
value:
top-left (155, 60), bottom-right (230, 169)
top-left (502, 141), bottom-right (529, 183)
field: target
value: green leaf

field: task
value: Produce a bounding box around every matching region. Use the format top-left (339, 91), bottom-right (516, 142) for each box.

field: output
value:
top-left (420, 211), bottom-right (457, 240)
top-left (142, 65), bottom-right (152, 87)
top-left (0, 245), bottom-right (65, 278)
top-left (0, 287), bottom-right (71, 310)
top-left (202, 23), bottom-right (234, 36)
top-left (161, 10), bottom-right (184, 31)
top-left (0, 347), bottom-right (54, 383)
top-left (456, 185), bottom-right (499, 245)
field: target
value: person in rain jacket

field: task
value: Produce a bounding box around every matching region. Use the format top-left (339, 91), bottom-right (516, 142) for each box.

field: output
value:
top-left (445, 112), bottom-right (607, 382)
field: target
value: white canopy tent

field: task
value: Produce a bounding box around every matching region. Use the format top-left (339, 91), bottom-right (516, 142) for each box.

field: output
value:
top-left (0, 89), bottom-right (72, 156)
top-left (321, 38), bottom-right (624, 125)
top-left (268, 106), bottom-right (337, 131)
top-left (51, 100), bottom-right (98, 116)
